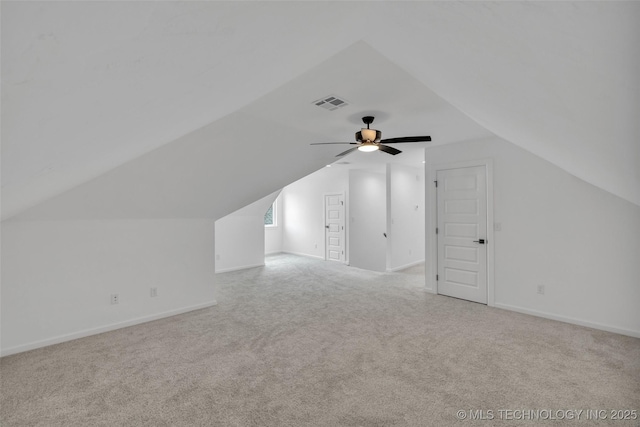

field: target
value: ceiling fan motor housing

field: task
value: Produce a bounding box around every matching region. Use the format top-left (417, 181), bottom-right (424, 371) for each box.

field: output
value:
top-left (356, 129), bottom-right (382, 143)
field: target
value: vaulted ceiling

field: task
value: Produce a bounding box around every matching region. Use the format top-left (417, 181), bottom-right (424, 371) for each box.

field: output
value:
top-left (2, 1), bottom-right (639, 220)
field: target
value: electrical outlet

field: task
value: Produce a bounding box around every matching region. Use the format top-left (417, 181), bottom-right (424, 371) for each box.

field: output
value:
top-left (494, 222), bottom-right (502, 231)
top-left (537, 285), bottom-right (545, 295)
top-left (150, 287), bottom-right (158, 297)
top-left (111, 294), bottom-right (119, 305)
top-left (215, 254), bottom-right (220, 261)
top-left (314, 243), bottom-right (317, 249)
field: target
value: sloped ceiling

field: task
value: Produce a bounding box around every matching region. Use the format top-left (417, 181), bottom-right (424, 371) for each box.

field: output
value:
top-left (12, 42), bottom-right (490, 220)
top-left (2, 1), bottom-right (639, 220)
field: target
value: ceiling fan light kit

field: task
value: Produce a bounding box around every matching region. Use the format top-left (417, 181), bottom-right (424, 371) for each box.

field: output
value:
top-left (357, 143), bottom-right (379, 152)
top-left (311, 116), bottom-right (431, 157)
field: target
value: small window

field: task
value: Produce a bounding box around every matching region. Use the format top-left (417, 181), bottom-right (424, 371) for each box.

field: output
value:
top-left (264, 202), bottom-right (276, 227)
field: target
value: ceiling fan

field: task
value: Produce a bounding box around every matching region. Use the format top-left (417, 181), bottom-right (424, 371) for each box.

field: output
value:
top-left (311, 116), bottom-right (431, 157)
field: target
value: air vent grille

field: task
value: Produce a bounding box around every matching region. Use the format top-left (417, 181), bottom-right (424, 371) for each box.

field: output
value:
top-left (312, 95), bottom-right (349, 111)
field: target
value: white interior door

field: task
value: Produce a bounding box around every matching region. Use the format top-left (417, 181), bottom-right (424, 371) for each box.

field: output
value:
top-left (325, 194), bottom-right (345, 262)
top-left (437, 166), bottom-right (488, 304)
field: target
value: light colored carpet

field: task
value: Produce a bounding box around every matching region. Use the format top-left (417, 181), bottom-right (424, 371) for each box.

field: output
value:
top-left (397, 262), bottom-right (425, 277)
top-left (1, 254), bottom-right (639, 426)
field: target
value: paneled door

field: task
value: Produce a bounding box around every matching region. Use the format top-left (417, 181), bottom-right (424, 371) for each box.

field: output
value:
top-left (436, 166), bottom-right (488, 304)
top-left (325, 194), bottom-right (345, 263)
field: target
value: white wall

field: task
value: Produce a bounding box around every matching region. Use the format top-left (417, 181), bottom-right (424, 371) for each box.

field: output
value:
top-left (387, 163), bottom-right (426, 271)
top-left (215, 192), bottom-right (279, 273)
top-left (265, 193), bottom-right (284, 255)
top-left (282, 163), bottom-right (425, 272)
top-left (349, 169), bottom-right (387, 272)
top-left (1, 219), bottom-right (217, 356)
top-left (426, 137), bottom-right (640, 337)
top-left (281, 167), bottom-right (348, 260)
top-left (215, 216), bottom-right (264, 273)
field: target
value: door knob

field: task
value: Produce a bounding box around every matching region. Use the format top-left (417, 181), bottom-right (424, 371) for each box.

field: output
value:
top-left (473, 239), bottom-right (486, 244)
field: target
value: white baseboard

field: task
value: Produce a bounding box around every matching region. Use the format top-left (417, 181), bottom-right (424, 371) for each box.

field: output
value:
top-left (387, 259), bottom-right (426, 272)
top-left (493, 302), bottom-right (640, 339)
top-left (281, 251), bottom-right (325, 260)
top-left (0, 300), bottom-right (218, 357)
top-left (215, 263), bottom-right (265, 273)
top-left (265, 250), bottom-right (283, 256)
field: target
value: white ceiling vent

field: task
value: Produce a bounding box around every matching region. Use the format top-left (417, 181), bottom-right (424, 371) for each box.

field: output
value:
top-left (312, 95), bottom-right (349, 111)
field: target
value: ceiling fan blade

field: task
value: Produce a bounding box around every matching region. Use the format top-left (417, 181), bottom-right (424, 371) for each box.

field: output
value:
top-left (310, 142), bottom-right (356, 145)
top-left (380, 136), bottom-right (432, 144)
top-left (336, 147), bottom-right (359, 157)
top-left (378, 144), bottom-right (402, 156)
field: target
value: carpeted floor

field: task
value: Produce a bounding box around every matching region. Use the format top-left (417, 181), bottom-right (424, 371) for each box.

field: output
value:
top-left (1, 254), bottom-right (639, 426)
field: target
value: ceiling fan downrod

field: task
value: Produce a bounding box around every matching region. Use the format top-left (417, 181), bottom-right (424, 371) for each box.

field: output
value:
top-left (362, 116), bottom-right (375, 128)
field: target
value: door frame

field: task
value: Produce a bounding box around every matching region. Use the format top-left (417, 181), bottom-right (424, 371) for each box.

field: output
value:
top-left (323, 191), bottom-right (347, 264)
top-left (426, 159), bottom-right (495, 306)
